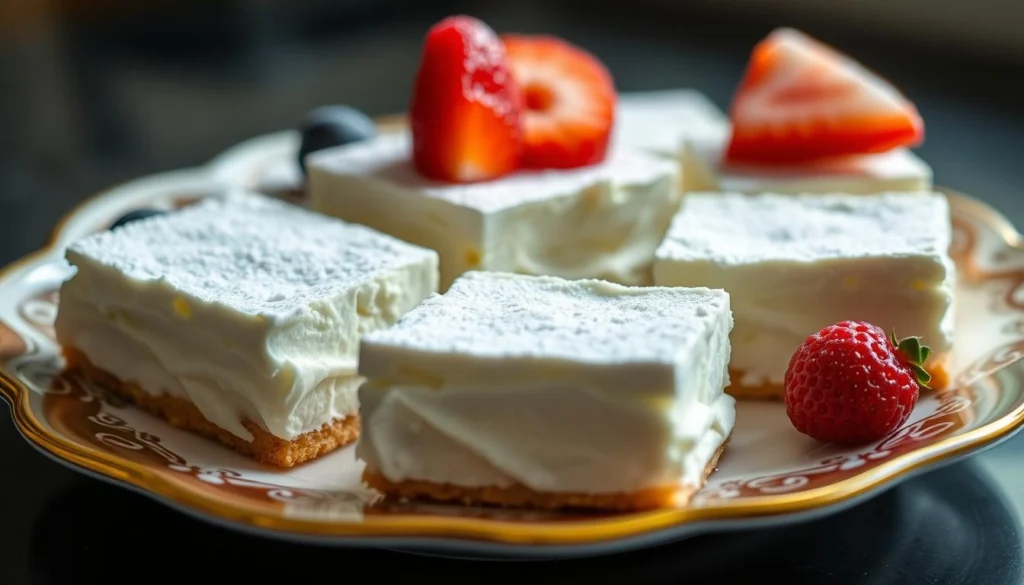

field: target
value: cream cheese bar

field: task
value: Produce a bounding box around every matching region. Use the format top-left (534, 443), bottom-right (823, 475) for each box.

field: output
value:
top-left (357, 271), bottom-right (735, 510)
top-left (614, 89), bottom-right (729, 160)
top-left (653, 192), bottom-right (954, 399)
top-left (55, 190), bottom-right (439, 466)
top-left (306, 132), bottom-right (680, 291)
top-left (683, 131), bottom-right (933, 194)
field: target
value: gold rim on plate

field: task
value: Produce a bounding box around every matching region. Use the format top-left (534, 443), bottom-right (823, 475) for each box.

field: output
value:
top-left (2, 147), bottom-right (1024, 546)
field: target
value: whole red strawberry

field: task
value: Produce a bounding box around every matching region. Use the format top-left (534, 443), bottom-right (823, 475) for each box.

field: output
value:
top-left (784, 320), bottom-right (932, 445)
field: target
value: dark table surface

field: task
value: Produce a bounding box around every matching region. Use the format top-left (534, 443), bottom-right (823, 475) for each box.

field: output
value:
top-left (3, 1), bottom-right (1024, 583)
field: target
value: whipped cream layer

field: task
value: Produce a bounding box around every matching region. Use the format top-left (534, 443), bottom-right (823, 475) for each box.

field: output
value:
top-left (684, 132), bottom-right (932, 194)
top-left (55, 190), bottom-right (438, 441)
top-left (654, 192), bottom-right (955, 387)
top-left (614, 89), bottom-right (728, 158)
top-left (306, 132), bottom-right (680, 290)
top-left (356, 272), bottom-right (735, 494)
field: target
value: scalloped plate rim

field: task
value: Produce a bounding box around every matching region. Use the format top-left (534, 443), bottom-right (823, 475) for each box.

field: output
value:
top-left (2, 125), bottom-right (1024, 556)
top-left (18, 411), bottom-right (1020, 559)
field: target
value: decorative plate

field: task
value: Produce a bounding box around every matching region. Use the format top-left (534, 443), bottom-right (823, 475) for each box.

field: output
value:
top-left (4, 106), bottom-right (1024, 559)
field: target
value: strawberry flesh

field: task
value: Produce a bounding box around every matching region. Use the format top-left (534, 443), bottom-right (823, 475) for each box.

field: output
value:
top-left (726, 28), bottom-right (924, 164)
top-left (503, 34), bottom-right (616, 169)
top-left (410, 16), bottom-right (523, 183)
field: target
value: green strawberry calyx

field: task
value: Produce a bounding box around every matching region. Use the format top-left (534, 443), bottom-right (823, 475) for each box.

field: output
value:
top-left (891, 330), bottom-right (932, 389)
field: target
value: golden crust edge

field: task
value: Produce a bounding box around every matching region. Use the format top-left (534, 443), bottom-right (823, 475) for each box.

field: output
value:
top-left (364, 438), bottom-right (729, 511)
top-left (62, 347), bottom-right (359, 467)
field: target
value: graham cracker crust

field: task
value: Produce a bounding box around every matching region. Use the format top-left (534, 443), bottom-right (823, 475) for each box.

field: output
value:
top-left (728, 353), bottom-right (953, 401)
top-left (364, 441), bottom-right (727, 511)
top-left (62, 347), bottom-right (359, 468)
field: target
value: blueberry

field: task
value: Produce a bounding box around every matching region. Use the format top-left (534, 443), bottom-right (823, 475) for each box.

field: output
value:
top-left (297, 105), bottom-right (377, 174)
top-left (110, 209), bottom-right (165, 230)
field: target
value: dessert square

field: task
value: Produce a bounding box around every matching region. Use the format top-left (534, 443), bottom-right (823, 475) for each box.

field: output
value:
top-left (614, 89), bottom-right (729, 160)
top-left (683, 132), bottom-right (933, 194)
top-left (356, 271), bottom-right (735, 510)
top-left (306, 132), bottom-right (680, 291)
top-left (653, 192), bottom-right (954, 399)
top-left (55, 190), bottom-right (439, 467)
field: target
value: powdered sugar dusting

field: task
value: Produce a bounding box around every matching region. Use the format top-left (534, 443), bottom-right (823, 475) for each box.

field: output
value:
top-left (657, 191), bottom-right (951, 264)
top-left (306, 132), bottom-right (676, 213)
top-left (65, 190), bottom-right (437, 318)
top-left (361, 271), bottom-right (729, 363)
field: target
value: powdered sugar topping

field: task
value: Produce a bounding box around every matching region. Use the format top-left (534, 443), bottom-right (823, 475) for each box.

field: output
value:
top-left (66, 190), bottom-right (437, 318)
top-left (362, 271), bottom-right (729, 363)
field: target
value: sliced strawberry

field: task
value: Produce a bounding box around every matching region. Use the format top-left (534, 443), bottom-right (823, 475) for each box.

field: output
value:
top-left (410, 15), bottom-right (523, 183)
top-left (502, 35), bottom-right (616, 169)
top-left (725, 28), bottom-right (924, 164)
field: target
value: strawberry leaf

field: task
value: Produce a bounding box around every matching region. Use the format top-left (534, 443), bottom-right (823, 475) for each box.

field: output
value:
top-left (892, 329), bottom-right (933, 389)
top-left (920, 345), bottom-right (933, 364)
top-left (913, 364), bottom-right (932, 386)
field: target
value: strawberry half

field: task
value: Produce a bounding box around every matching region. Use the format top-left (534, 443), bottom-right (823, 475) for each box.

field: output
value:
top-left (502, 34), bottom-right (616, 169)
top-left (725, 28), bottom-right (924, 164)
top-left (410, 16), bottom-right (523, 183)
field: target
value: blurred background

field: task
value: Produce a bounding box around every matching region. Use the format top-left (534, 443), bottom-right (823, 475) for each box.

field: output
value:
top-left (3, 0), bottom-right (1024, 264)
top-left (1, 2), bottom-right (1024, 582)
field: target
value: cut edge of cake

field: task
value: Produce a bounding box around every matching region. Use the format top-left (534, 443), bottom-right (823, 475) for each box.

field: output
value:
top-left (54, 190), bottom-right (440, 467)
top-left (654, 191), bottom-right (955, 400)
top-left (355, 271), bottom-right (736, 510)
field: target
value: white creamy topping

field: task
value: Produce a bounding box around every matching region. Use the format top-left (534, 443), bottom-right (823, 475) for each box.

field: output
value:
top-left (55, 190), bottom-right (439, 440)
top-left (658, 191), bottom-right (951, 263)
top-left (357, 272), bottom-right (735, 494)
top-left (683, 131), bottom-right (932, 194)
top-left (306, 132), bottom-right (680, 289)
top-left (654, 192), bottom-right (955, 386)
top-left (613, 89), bottom-right (728, 157)
top-left (308, 132), bottom-right (673, 212)
top-left (248, 90), bottom-right (724, 195)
